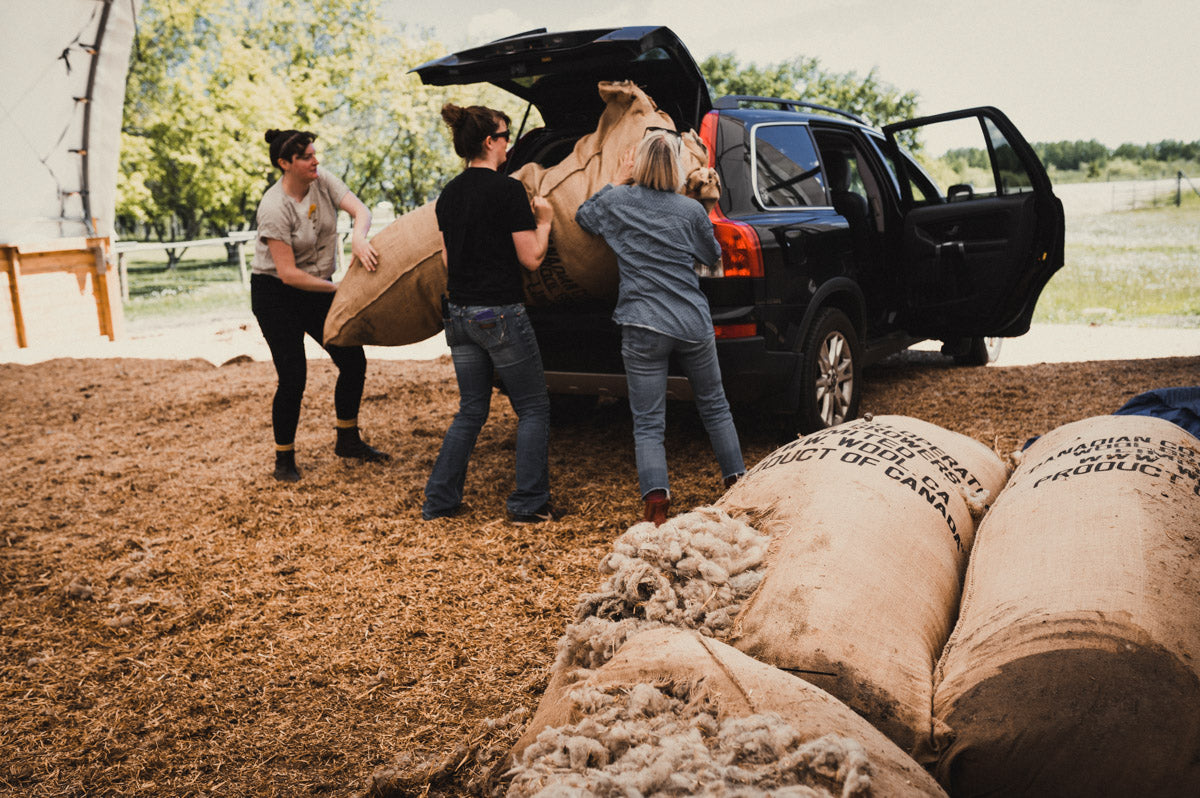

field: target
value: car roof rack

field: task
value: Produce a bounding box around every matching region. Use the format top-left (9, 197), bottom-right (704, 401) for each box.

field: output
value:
top-left (712, 95), bottom-right (868, 125)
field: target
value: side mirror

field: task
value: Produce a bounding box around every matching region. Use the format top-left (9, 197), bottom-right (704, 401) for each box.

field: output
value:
top-left (947, 183), bottom-right (974, 202)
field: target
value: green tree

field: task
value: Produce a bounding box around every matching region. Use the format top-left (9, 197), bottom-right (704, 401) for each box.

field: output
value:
top-left (700, 53), bottom-right (922, 148)
top-left (117, 0), bottom-right (466, 246)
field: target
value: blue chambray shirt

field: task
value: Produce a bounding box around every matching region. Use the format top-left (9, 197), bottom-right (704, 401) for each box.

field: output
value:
top-left (576, 183), bottom-right (722, 343)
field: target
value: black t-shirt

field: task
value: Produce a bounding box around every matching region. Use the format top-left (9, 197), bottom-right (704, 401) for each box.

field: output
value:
top-left (436, 167), bottom-right (536, 306)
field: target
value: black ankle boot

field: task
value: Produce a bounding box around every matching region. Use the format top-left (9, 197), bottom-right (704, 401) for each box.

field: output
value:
top-left (335, 426), bottom-right (391, 462)
top-left (273, 449), bottom-right (301, 482)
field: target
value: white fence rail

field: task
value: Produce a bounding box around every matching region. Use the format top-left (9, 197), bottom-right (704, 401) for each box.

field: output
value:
top-left (112, 226), bottom-right (358, 302)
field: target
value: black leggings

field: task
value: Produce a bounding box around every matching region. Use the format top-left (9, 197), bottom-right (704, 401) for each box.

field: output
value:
top-left (251, 274), bottom-right (366, 446)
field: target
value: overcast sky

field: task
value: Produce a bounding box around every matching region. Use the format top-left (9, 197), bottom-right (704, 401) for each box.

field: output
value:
top-left (381, 0), bottom-right (1199, 148)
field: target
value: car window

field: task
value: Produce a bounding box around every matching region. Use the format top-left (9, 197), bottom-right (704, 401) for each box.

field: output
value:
top-left (985, 117), bottom-right (1035, 194)
top-left (751, 123), bottom-right (825, 208)
top-left (867, 132), bottom-right (940, 204)
top-left (911, 116), bottom-right (1036, 201)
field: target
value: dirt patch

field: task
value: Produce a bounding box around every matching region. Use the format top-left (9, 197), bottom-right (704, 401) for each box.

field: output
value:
top-left (1, 352), bottom-right (1196, 796)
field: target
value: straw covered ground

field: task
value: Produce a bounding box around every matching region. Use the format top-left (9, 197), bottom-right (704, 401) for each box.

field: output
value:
top-left (2, 351), bottom-right (1197, 797)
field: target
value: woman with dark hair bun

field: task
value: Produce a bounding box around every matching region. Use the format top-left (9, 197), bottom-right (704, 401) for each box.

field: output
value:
top-left (250, 128), bottom-right (389, 482)
top-left (421, 104), bottom-right (558, 524)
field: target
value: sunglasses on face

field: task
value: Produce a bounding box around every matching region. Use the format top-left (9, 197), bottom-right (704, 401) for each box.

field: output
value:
top-left (491, 129), bottom-right (511, 141)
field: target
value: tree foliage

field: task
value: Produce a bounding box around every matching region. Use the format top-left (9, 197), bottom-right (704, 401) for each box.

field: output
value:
top-left (948, 138), bottom-right (1200, 183)
top-left (700, 53), bottom-right (922, 148)
top-left (117, 0), bottom-right (467, 241)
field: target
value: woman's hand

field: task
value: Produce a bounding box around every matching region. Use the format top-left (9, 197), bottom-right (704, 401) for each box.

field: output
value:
top-left (351, 233), bottom-right (379, 271)
top-left (615, 145), bottom-right (636, 185)
top-left (339, 191), bottom-right (377, 271)
top-left (531, 195), bottom-right (553, 227)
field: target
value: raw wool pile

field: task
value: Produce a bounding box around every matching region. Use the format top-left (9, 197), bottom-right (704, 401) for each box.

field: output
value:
top-left (508, 681), bottom-right (872, 798)
top-left (554, 506), bottom-right (769, 674)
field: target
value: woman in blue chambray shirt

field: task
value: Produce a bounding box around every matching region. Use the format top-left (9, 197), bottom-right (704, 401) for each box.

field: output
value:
top-left (576, 131), bottom-right (744, 525)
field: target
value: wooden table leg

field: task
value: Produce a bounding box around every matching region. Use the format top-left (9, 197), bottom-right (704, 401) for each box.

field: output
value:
top-left (3, 246), bottom-right (27, 348)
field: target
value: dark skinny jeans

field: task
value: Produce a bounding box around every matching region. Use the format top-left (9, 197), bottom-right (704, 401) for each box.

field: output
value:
top-left (250, 273), bottom-right (366, 447)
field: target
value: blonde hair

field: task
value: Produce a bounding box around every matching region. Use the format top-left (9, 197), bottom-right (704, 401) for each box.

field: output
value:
top-left (630, 132), bottom-right (684, 192)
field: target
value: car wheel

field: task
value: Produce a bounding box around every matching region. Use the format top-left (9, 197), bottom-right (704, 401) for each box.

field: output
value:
top-left (952, 336), bottom-right (1002, 366)
top-left (795, 308), bottom-right (861, 434)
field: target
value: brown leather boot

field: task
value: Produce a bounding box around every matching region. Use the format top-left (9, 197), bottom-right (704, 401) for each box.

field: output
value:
top-left (643, 490), bottom-right (669, 526)
top-left (724, 473), bottom-right (741, 489)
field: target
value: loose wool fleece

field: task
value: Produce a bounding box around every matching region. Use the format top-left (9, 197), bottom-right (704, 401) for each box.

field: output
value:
top-left (508, 681), bottom-right (873, 798)
top-left (555, 507), bottom-right (769, 674)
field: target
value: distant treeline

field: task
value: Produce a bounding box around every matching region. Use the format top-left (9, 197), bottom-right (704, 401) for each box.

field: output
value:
top-left (943, 139), bottom-right (1200, 180)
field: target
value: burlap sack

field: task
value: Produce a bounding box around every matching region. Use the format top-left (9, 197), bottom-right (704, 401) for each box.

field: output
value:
top-left (511, 627), bottom-right (947, 797)
top-left (512, 80), bottom-right (712, 306)
top-left (322, 200), bottom-right (444, 347)
top-left (324, 80), bottom-right (715, 347)
top-left (931, 415), bottom-right (1200, 797)
top-left (716, 415), bottom-right (1010, 758)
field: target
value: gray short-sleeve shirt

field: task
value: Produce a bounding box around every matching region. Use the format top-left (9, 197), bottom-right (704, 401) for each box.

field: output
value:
top-left (252, 168), bottom-right (350, 279)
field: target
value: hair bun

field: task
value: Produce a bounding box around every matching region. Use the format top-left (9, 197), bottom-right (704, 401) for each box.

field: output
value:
top-left (264, 129), bottom-right (282, 143)
top-left (440, 103), bottom-right (465, 126)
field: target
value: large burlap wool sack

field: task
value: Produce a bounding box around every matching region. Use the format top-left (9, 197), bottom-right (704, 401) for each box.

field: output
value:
top-left (323, 200), bottom-right (445, 347)
top-left (716, 415), bottom-right (1010, 759)
top-left (931, 414), bottom-right (1200, 797)
top-left (509, 627), bottom-right (947, 797)
top-left (324, 80), bottom-right (715, 346)
top-left (511, 80), bottom-right (712, 307)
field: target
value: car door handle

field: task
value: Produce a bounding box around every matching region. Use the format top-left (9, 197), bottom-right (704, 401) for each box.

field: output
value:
top-left (936, 241), bottom-right (966, 259)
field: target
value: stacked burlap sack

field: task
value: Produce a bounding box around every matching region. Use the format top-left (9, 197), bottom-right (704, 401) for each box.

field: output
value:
top-left (323, 81), bottom-right (719, 347)
top-left (930, 414), bottom-right (1200, 797)
top-left (507, 416), bottom-right (1007, 794)
top-left (509, 627), bottom-right (947, 797)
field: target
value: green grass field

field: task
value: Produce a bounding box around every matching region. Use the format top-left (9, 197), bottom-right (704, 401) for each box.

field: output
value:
top-left (1035, 195), bottom-right (1200, 327)
top-left (120, 196), bottom-right (1199, 330)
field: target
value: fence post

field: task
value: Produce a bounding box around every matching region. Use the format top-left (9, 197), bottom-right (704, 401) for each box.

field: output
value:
top-left (117, 250), bottom-right (129, 302)
top-left (1178, 171), bottom-right (1184, 207)
top-left (236, 241), bottom-right (249, 286)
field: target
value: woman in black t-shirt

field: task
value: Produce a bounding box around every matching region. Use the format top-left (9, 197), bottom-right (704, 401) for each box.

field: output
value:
top-left (422, 104), bottom-right (558, 524)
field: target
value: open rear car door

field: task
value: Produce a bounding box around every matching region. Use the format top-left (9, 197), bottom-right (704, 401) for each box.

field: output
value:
top-left (884, 107), bottom-right (1064, 338)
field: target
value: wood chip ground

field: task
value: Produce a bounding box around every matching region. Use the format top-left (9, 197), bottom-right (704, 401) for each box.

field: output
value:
top-left (2, 352), bottom-right (1196, 796)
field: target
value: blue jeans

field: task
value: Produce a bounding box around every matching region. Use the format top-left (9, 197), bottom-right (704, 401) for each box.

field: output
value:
top-left (423, 302), bottom-right (551, 518)
top-left (620, 325), bottom-right (745, 498)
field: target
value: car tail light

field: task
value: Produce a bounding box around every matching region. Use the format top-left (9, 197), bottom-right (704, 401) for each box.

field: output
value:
top-left (710, 210), bottom-right (764, 278)
top-left (714, 323), bottom-right (757, 339)
top-left (698, 111), bottom-right (764, 279)
top-left (699, 111), bottom-right (718, 168)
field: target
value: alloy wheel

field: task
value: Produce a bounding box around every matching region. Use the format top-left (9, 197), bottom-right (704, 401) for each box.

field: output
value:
top-left (815, 330), bottom-right (854, 427)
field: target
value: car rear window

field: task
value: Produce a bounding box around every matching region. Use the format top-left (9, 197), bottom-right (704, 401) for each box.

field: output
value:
top-left (751, 123), bottom-right (825, 208)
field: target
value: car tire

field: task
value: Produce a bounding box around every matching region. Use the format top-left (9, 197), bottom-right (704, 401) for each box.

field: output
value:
top-left (794, 307), bottom-right (861, 434)
top-left (951, 336), bottom-right (1002, 366)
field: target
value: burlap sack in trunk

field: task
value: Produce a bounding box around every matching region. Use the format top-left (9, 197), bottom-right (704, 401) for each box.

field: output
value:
top-left (510, 80), bottom-right (712, 307)
top-left (510, 627), bottom-right (947, 797)
top-left (931, 414), bottom-right (1200, 797)
top-left (323, 80), bottom-right (715, 347)
top-left (716, 415), bottom-right (1009, 759)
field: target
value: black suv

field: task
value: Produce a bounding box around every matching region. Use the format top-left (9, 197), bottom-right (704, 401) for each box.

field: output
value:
top-left (415, 26), bottom-right (1064, 433)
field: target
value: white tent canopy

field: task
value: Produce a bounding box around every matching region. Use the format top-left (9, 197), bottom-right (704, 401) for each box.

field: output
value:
top-left (0, 0), bottom-right (139, 244)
